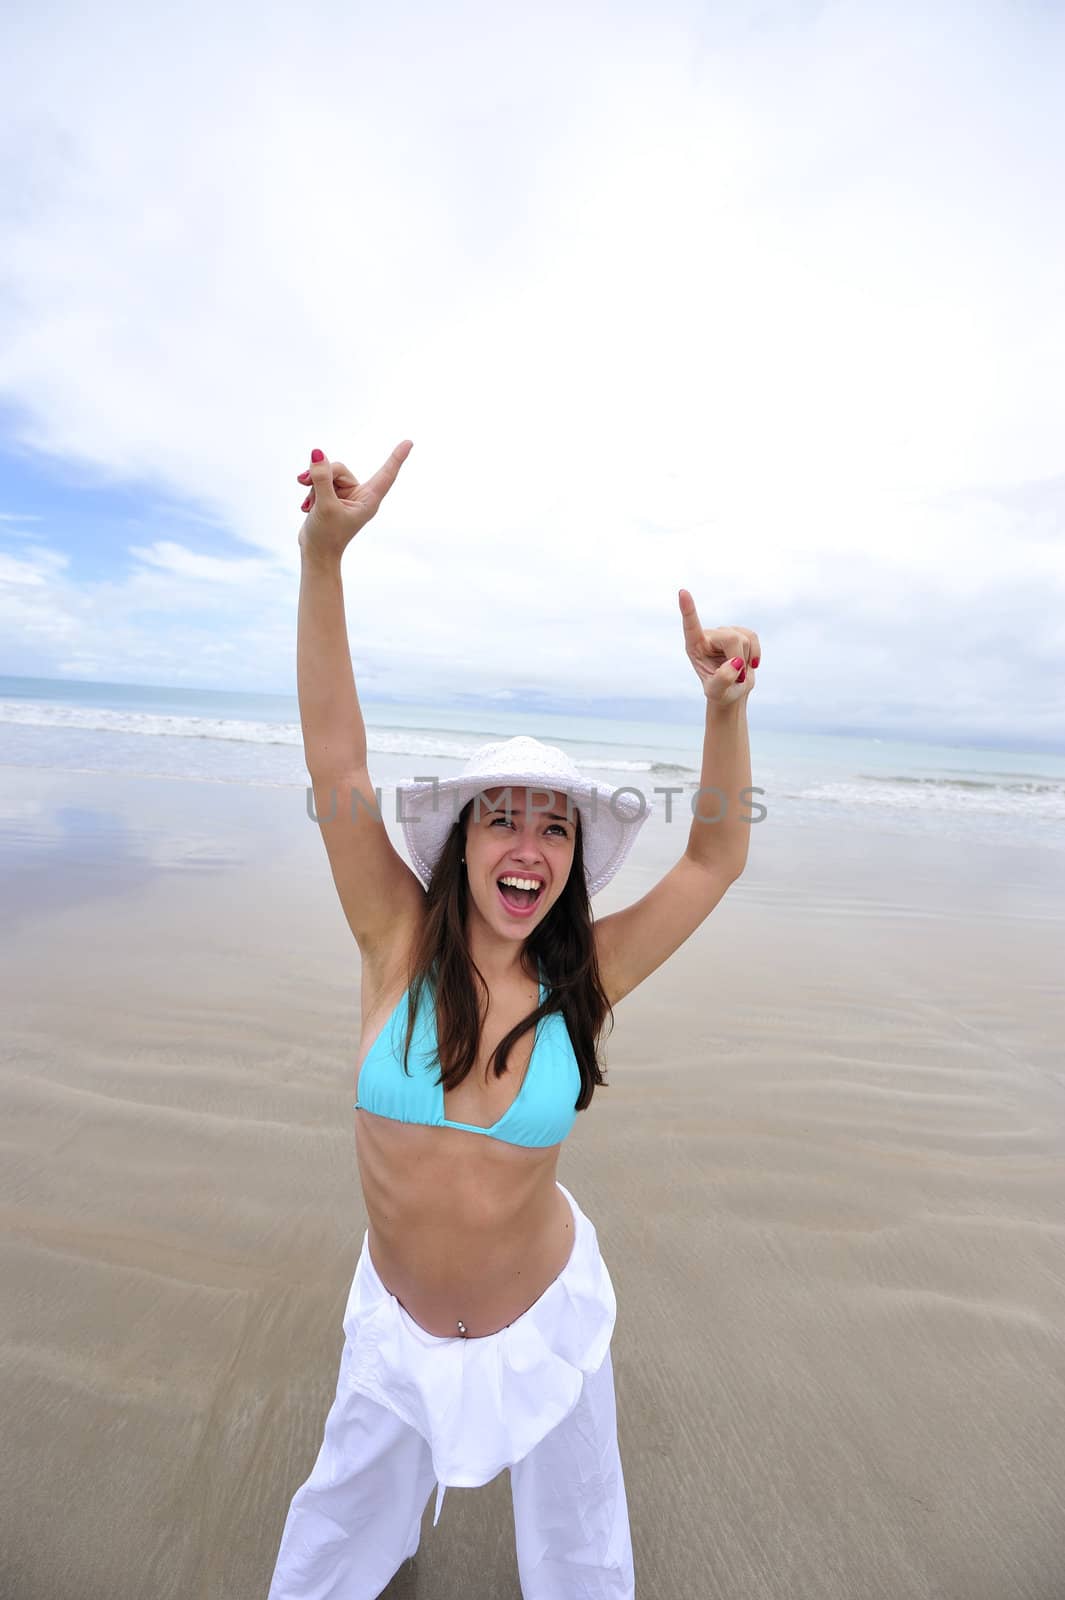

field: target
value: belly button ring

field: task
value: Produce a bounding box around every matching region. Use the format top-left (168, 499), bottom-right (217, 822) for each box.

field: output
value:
top-left (457, 1320), bottom-right (468, 1337)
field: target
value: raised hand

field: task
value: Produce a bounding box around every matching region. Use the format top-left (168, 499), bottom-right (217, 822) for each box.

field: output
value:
top-left (678, 589), bottom-right (761, 704)
top-left (296, 441), bottom-right (413, 562)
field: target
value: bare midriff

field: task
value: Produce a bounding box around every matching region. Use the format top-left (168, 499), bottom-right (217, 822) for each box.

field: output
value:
top-left (354, 1110), bottom-right (575, 1338)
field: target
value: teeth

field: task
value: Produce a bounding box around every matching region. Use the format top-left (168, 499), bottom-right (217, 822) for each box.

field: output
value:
top-left (499, 876), bottom-right (543, 892)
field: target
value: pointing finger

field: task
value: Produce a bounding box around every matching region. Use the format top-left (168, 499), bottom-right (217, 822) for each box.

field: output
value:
top-left (678, 588), bottom-right (707, 652)
top-left (360, 440), bottom-right (414, 503)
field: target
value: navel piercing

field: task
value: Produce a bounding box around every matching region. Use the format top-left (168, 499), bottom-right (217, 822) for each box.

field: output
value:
top-left (457, 1319), bottom-right (468, 1337)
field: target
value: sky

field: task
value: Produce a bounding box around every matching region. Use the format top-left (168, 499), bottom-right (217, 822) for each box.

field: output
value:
top-left (0, 0), bottom-right (1063, 749)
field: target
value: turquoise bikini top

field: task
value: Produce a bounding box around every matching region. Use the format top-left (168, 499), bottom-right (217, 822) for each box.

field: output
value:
top-left (354, 976), bottom-right (581, 1148)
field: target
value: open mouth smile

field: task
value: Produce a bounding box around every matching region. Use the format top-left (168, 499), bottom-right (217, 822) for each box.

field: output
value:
top-left (496, 874), bottom-right (546, 917)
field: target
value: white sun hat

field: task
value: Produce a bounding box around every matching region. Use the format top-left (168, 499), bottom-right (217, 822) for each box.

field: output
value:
top-left (397, 735), bottom-right (651, 897)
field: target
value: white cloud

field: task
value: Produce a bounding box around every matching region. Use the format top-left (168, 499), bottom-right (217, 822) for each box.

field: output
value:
top-left (127, 541), bottom-right (282, 584)
top-left (0, 0), bottom-right (1062, 741)
top-left (0, 547), bottom-right (68, 586)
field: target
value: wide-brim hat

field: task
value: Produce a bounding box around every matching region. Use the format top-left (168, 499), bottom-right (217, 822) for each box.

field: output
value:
top-left (397, 735), bottom-right (651, 897)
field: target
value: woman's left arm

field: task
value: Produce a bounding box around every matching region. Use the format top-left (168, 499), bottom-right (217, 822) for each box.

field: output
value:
top-left (594, 590), bottom-right (760, 1006)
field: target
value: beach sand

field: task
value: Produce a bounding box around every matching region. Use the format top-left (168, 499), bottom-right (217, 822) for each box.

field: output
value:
top-left (1, 764), bottom-right (1063, 1598)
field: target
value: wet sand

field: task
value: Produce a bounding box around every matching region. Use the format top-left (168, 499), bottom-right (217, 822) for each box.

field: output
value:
top-left (1, 764), bottom-right (1063, 1598)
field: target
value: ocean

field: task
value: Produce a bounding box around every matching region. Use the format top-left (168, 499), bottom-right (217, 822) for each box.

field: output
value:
top-left (1, 674), bottom-right (1063, 855)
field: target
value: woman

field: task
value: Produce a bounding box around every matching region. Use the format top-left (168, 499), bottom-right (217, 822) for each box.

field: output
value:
top-left (268, 441), bottom-right (759, 1600)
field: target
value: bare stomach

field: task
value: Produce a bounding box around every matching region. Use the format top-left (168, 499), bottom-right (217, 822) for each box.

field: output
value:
top-left (354, 1109), bottom-right (575, 1338)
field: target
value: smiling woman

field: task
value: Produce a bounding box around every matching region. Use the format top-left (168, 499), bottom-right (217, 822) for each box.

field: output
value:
top-left (388, 755), bottom-right (643, 1127)
top-left (267, 442), bottom-right (758, 1600)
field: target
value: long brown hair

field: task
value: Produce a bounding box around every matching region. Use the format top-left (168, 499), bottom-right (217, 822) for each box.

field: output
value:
top-left (401, 797), bottom-right (614, 1113)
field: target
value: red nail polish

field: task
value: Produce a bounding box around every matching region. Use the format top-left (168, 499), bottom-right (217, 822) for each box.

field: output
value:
top-left (297, 471), bottom-right (310, 483)
top-left (730, 657), bottom-right (744, 670)
top-left (751, 656), bottom-right (760, 668)
top-left (310, 449), bottom-right (324, 463)
top-left (301, 498), bottom-right (310, 511)
top-left (738, 669), bottom-right (747, 683)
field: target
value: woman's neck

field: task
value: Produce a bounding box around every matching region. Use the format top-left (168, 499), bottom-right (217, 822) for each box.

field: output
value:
top-left (464, 920), bottom-right (535, 991)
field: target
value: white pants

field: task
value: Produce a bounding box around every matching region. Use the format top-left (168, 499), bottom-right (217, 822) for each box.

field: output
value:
top-left (267, 1182), bottom-right (636, 1599)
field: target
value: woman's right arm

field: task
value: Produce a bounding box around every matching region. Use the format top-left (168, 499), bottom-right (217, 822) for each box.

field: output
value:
top-left (297, 444), bottom-right (425, 964)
